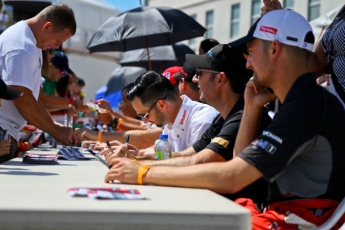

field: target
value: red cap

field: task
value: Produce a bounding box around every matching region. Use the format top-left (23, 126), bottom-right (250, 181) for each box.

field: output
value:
top-left (162, 66), bottom-right (182, 86)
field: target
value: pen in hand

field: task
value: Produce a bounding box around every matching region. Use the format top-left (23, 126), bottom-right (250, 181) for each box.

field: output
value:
top-left (125, 134), bottom-right (130, 149)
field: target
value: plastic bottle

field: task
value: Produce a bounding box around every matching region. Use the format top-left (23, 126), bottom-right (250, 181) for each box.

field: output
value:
top-left (155, 134), bottom-right (172, 160)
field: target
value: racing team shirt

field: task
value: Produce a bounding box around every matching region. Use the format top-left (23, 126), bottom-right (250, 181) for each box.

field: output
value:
top-left (193, 96), bottom-right (271, 161)
top-left (238, 73), bottom-right (345, 202)
top-left (163, 95), bottom-right (219, 152)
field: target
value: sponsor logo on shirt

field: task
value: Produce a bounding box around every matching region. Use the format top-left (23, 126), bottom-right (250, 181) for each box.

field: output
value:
top-left (252, 139), bottom-right (277, 155)
top-left (262, 131), bottom-right (283, 144)
top-left (260, 26), bottom-right (277, 35)
top-left (179, 109), bottom-right (187, 125)
top-left (211, 137), bottom-right (229, 148)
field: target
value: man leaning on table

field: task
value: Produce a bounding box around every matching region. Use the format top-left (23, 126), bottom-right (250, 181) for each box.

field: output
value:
top-left (103, 44), bottom-right (272, 202)
top-left (0, 4), bottom-right (78, 163)
top-left (105, 10), bottom-right (345, 229)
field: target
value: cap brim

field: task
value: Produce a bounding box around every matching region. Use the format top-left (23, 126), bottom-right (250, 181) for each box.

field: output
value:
top-left (0, 87), bottom-right (23, 100)
top-left (62, 67), bottom-right (74, 75)
top-left (228, 35), bottom-right (255, 54)
top-left (186, 54), bottom-right (212, 69)
top-left (172, 71), bottom-right (182, 80)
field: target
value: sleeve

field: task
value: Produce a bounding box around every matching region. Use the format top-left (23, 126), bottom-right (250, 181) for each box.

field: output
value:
top-left (4, 50), bottom-right (37, 92)
top-left (192, 115), bottom-right (219, 153)
top-left (205, 113), bottom-right (242, 161)
top-left (187, 110), bottom-right (219, 147)
top-left (238, 97), bottom-right (323, 181)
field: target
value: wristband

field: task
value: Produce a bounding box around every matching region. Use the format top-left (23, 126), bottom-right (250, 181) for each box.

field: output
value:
top-left (137, 165), bottom-right (150, 185)
top-left (110, 118), bottom-right (119, 129)
top-left (19, 142), bottom-right (27, 152)
top-left (116, 118), bottom-right (124, 129)
top-left (69, 97), bottom-right (73, 106)
top-left (98, 130), bottom-right (104, 142)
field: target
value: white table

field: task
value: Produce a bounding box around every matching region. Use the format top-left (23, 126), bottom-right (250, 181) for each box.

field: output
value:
top-left (0, 149), bottom-right (251, 230)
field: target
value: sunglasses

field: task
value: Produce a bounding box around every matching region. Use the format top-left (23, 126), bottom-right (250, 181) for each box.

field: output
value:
top-left (195, 68), bottom-right (220, 80)
top-left (137, 96), bottom-right (166, 119)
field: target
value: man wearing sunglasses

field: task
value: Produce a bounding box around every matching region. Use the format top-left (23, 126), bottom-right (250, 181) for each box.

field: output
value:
top-left (124, 71), bottom-right (219, 153)
top-left (105, 44), bottom-right (271, 202)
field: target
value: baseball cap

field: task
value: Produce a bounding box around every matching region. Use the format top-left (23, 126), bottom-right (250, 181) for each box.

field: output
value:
top-left (229, 9), bottom-right (315, 54)
top-left (186, 44), bottom-right (251, 76)
top-left (50, 51), bottom-right (74, 75)
top-left (173, 62), bottom-right (196, 82)
top-left (0, 78), bottom-right (23, 100)
top-left (162, 66), bottom-right (182, 86)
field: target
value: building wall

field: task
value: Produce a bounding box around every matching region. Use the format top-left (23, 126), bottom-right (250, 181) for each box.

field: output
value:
top-left (147, 0), bottom-right (344, 52)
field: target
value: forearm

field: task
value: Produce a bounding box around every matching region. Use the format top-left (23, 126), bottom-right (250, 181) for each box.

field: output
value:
top-left (233, 105), bottom-right (262, 157)
top-left (13, 90), bottom-right (58, 136)
top-left (119, 122), bottom-right (148, 131)
top-left (171, 146), bottom-right (196, 157)
top-left (140, 150), bottom-right (225, 167)
top-left (100, 128), bottom-right (162, 149)
top-left (143, 161), bottom-right (238, 194)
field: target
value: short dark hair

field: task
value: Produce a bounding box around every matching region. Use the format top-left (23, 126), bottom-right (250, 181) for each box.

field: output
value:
top-left (200, 38), bottom-right (220, 53)
top-left (122, 82), bottom-right (135, 94)
top-left (221, 48), bottom-right (252, 94)
top-left (38, 4), bottom-right (76, 35)
top-left (127, 71), bottom-right (179, 106)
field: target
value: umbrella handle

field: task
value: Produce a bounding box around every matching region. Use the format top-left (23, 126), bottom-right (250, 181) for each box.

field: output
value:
top-left (145, 36), bottom-right (152, 71)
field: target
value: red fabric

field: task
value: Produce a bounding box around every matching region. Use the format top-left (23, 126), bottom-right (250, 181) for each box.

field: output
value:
top-left (236, 198), bottom-right (345, 230)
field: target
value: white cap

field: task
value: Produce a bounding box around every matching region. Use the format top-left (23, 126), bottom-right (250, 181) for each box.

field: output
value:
top-left (229, 9), bottom-right (315, 53)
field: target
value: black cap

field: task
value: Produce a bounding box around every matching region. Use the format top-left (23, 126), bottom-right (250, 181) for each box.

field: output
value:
top-left (50, 51), bottom-right (74, 75)
top-left (0, 78), bottom-right (23, 100)
top-left (173, 62), bottom-right (196, 82)
top-left (228, 18), bottom-right (261, 54)
top-left (186, 44), bottom-right (249, 75)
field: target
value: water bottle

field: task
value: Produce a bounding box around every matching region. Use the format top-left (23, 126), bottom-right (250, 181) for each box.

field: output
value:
top-left (155, 134), bottom-right (172, 160)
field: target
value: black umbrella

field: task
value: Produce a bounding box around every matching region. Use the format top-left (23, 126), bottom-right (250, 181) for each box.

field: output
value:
top-left (106, 66), bottom-right (147, 95)
top-left (87, 6), bottom-right (206, 70)
top-left (119, 43), bottom-right (195, 73)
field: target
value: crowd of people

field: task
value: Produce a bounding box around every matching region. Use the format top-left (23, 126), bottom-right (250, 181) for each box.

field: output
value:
top-left (0, 0), bottom-right (345, 229)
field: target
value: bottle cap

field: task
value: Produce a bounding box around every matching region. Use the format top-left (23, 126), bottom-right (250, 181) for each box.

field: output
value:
top-left (160, 134), bottom-right (168, 139)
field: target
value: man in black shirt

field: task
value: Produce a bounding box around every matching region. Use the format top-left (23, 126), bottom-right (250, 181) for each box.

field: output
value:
top-left (105, 44), bottom-right (271, 202)
top-left (105, 10), bottom-right (345, 229)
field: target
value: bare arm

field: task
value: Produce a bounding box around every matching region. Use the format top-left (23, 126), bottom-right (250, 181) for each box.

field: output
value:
top-left (76, 127), bottom-right (162, 149)
top-left (111, 148), bottom-right (226, 167)
top-left (105, 157), bottom-right (263, 194)
top-left (39, 88), bottom-right (88, 112)
top-left (12, 86), bottom-right (76, 144)
top-left (234, 81), bottom-right (276, 157)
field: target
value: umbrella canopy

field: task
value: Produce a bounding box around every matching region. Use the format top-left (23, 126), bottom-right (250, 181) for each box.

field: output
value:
top-left (87, 6), bottom-right (206, 53)
top-left (119, 43), bottom-right (195, 72)
top-left (94, 66), bottom-right (147, 109)
top-left (106, 66), bottom-right (147, 95)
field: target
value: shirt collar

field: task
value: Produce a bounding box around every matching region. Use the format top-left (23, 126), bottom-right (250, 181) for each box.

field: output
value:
top-left (171, 95), bottom-right (193, 131)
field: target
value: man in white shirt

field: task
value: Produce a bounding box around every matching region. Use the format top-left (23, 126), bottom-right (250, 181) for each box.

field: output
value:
top-left (125, 71), bottom-right (219, 152)
top-left (0, 4), bottom-right (77, 162)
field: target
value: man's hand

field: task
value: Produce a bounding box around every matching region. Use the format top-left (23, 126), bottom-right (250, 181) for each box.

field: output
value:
top-left (73, 99), bottom-right (89, 112)
top-left (98, 109), bottom-right (112, 123)
top-left (261, 0), bottom-right (283, 16)
top-left (105, 158), bottom-right (141, 184)
top-left (95, 99), bottom-right (111, 111)
top-left (75, 127), bottom-right (97, 141)
top-left (53, 126), bottom-right (78, 145)
top-left (244, 80), bottom-right (277, 107)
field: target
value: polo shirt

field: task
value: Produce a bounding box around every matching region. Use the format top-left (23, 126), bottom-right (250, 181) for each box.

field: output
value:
top-left (193, 96), bottom-right (271, 160)
top-left (192, 95), bottom-right (271, 202)
top-left (239, 73), bottom-right (345, 202)
top-left (163, 95), bottom-right (219, 152)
